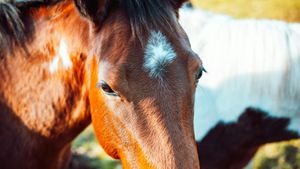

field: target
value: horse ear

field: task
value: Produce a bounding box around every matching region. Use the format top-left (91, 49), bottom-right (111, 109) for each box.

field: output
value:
top-left (74, 0), bottom-right (110, 25)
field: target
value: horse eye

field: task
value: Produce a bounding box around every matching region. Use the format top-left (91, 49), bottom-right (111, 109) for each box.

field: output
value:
top-left (97, 81), bottom-right (118, 96)
top-left (196, 67), bottom-right (206, 81)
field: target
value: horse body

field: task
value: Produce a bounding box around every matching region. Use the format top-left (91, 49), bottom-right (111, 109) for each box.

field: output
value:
top-left (180, 7), bottom-right (300, 140)
top-left (0, 1), bottom-right (91, 169)
top-left (0, 1), bottom-right (201, 169)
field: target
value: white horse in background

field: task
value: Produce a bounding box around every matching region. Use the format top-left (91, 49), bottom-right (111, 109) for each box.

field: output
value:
top-left (179, 7), bottom-right (300, 169)
top-left (180, 8), bottom-right (300, 169)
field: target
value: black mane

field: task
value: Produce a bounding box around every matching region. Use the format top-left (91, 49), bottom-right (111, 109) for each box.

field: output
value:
top-left (121, 0), bottom-right (177, 42)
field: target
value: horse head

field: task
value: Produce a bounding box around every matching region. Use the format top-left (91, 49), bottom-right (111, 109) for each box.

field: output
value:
top-left (75, 0), bottom-right (203, 168)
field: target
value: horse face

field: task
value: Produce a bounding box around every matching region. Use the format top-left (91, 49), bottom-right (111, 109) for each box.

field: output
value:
top-left (76, 0), bottom-right (202, 168)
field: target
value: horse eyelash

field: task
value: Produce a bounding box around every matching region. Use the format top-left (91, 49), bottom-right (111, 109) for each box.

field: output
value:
top-left (202, 67), bottom-right (207, 73)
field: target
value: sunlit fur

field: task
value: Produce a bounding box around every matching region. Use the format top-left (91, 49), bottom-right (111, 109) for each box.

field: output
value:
top-left (0, 2), bottom-right (92, 169)
top-left (0, 1), bottom-right (200, 169)
top-left (179, 8), bottom-right (300, 141)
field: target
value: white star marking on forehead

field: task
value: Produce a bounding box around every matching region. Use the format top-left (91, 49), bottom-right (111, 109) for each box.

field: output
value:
top-left (144, 31), bottom-right (177, 79)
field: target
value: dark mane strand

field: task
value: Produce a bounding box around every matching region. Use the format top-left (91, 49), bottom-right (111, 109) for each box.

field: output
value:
top-left (0, 0), bottom-right (62, 56)
top-left (121, 0), bottom-right (177, 45)
top-left (0, 2), bottom-right (27, 55)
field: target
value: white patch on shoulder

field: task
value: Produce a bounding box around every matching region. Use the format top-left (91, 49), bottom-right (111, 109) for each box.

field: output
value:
top-left (49, 55), bottom-right (60, 73)
top-left (144, 31), bottom-right (176, 78)
top-left (49, 39), bottom-right (72, 73)
top-left (59, 40), bottom-right (72, 69)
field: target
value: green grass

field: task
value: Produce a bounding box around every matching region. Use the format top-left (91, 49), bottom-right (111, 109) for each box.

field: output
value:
top-left (191, 0), bottom-right (300, 22)
top-left (253, 140), bottom-right (300, 169)
top-left (72, 126), bottom-right (121, 169)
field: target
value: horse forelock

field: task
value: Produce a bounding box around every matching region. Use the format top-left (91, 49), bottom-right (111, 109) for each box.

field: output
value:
top-left (120, 0), bottom-right (178, 44)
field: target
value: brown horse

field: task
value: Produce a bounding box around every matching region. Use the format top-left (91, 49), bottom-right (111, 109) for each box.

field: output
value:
top-left (0, 0), bottom-right (202, 169)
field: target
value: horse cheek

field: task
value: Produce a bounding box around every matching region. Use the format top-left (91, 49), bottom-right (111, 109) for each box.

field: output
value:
top-left (88, 57), bottom-right (120, 158)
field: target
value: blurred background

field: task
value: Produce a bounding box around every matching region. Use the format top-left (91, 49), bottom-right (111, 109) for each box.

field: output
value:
top-left (191, 0), bottom-right (300, 22)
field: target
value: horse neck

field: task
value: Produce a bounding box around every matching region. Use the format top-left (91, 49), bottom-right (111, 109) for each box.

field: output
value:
top-left (33, 1), bottom-right (93, 141)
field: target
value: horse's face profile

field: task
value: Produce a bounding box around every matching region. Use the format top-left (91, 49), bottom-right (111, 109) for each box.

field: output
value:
top-left (76, 0), bottom-right (203, 168)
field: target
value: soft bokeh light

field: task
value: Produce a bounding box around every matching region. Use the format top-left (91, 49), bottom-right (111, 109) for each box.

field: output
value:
top-left (191, 0), bottom-right (300, 22)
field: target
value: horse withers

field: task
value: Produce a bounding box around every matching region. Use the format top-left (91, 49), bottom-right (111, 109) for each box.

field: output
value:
top-left (0, 0), bottom-right (202, 169)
